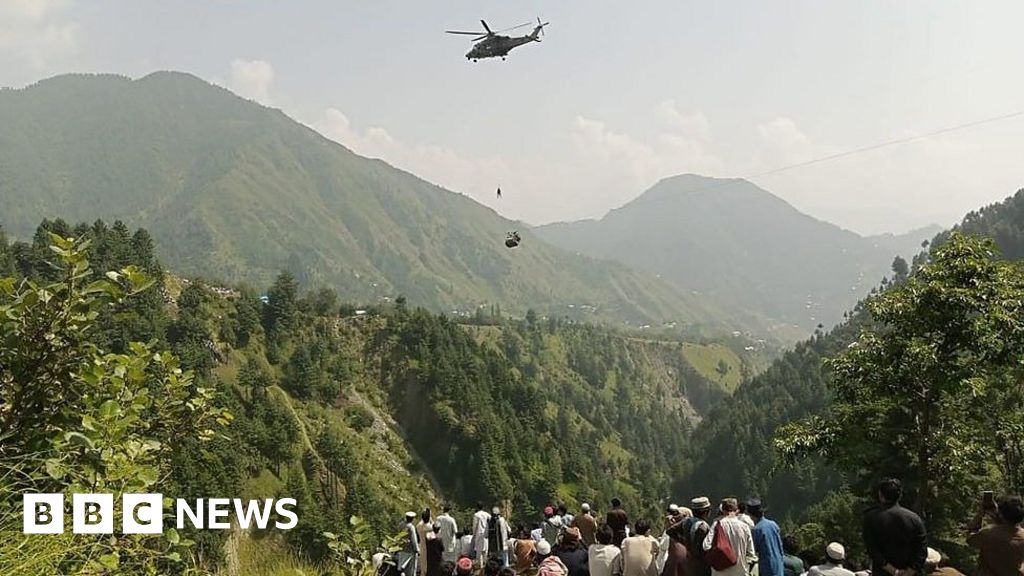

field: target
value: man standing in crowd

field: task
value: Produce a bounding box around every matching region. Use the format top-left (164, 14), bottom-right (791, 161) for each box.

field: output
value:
top-left (402, 511), bottom-right (420, 576)
top-left (474, 503), bottom-right (494, 567)
top-left (862, 478), bottom-right (927, 576)
top-left (781, 536), bottom-right (804, 576)
top-left (662, 520), bottom-right (691, 576)
top-left (966, 494), bottom-right (1024, 576)
top-left (623, 519), bottom-right (661, 576)
top-left (608, 498), bottom-right (630, 548)
top-left (438, 505), bottom-right (459, 562)
top-left (686, 497), bottom-right (714, 576)
top-left (573, 502), bottom-right (599, 547)
top-left (808, 543), bottom-right (855, 576)
top-left (553, 527), bottom-right (589, 576)
top-left (488, 506), bottom-right (512, 567)
top-left (749, 499), bottom-right (784, 576)
top-left (544, 506), bottom-right (565, 545)
top-left (418, 509), bottom-right (433, 576)
top-left (561, 504), bottom-right (575, 530)
top-left (703, 498), bottom-right (757, 576)
top-left (591, 525), bottom-right (625, 576)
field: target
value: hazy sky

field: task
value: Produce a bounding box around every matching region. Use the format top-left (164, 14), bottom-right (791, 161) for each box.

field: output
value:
top-left (3, 1), bottom-right (1024, 234)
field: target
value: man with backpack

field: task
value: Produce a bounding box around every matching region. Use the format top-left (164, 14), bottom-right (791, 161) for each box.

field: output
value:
top-left (488, 506), bottom-right (512, 567)
top-left (702, 498), bottom-right (757, 576)
top-left (685, 497), bottom-right (714, 576)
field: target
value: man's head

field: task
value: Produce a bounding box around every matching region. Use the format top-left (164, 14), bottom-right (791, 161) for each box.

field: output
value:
top-left (441, 561), bottom-right (457, 576)
top-left (544, 506), bottom-right (555, 518)
top-left (406, 511), bottom-right (417, 523)
top-left (492, 506), bottom-right (502, 516)
top-left (581, 503), bottom-right (591, 514)
top-left (484, 558), bottom-right (502, 576)
top-left (925, 548), bottom-right (943, 571)
top-left (596, 524), bottom-right (614, 545)
top-left (557, 504), bottom-right (567, 516)
top-left (536, 539), bottom-right (552, 558)
top-left (745, 498), bottom-right (764, 519)
top-left (634, 519), bottom-right (651, 535)
top-left (691, 497), bottom-right (712, 518)
top-left (720, 498), bottom-right (739, 514)
top-left (782, 535), bottom-right (799, 555)
top-left (477, 502), bottom-right (485, 511)
top-left (611, 497), bottom-right (622, 508)
top-left (422, 509), bottom-right (432, 522)
top-left (825, 542), bottom-right (845, 564)
top-left (456, 558), bottom-right (474, 576)
top-left (998, 495), bottom-right (1024, 525)
top-left (443, 504), bottom-right (452, 513)
top-left (875, 478), bottom-right (903, 505)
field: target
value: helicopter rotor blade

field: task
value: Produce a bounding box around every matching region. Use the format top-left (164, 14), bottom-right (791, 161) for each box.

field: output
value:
top-left (445, 30), bottom-right (486, 35)
top-left (480, 20), bottom-right (493, 34)
top-left (493, 21), bottom-right (533, 34)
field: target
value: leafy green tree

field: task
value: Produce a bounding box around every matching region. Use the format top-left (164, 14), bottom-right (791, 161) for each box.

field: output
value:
top-left (776, 233), bottom-right (1024, 533)
top-left (0, 233), bottom-right (230, 575)
top-left (263, 271), bottom-right (299, 338)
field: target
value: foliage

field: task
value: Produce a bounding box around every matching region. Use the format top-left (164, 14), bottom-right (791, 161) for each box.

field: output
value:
top-left (775, 233), bottom-right (1024, 535)
top-left (323, 516), bottom-right (404, 576)
top-left (0, 234), bottom-right (229, 574)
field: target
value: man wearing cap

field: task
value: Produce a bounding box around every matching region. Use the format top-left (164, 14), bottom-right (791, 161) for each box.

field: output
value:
top-left (862, 478), bottom-right (928, 576)
top-left (748, 499), bottom-right (785, 576)
top-left (702, 498), bottom-right (757, 576)
top-left (488, 506), bottom-right (512, 567)
top-left (456, 556), bottom-right (476, 576)
top-left (684, 497), bottom-right (714, 576)
top-left (400, 512), bottom-right (421, 576)
top-left (573, 503), bottom-right (599, 547)
top-left (923, 547), bottom-right (963, 576)
top-left (808, 543), bottom-right (855, 576)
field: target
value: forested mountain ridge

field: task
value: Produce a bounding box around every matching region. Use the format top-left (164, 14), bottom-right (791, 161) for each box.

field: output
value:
top-left (535, 174), bottom-right (912, 334)
top-left (0, 72), bottom-right (731, 331)
top-left (676, 186), bottom-right (1024, 538)
top-left (0, 218), bottom-right (751, 574)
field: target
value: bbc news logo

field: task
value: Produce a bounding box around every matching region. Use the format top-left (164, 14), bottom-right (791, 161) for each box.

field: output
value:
top-left (23, 494), bottom-right (298, 534)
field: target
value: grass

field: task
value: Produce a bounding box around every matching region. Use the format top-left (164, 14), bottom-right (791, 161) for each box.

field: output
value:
top-left (680, 342), bottom-right (744, 393)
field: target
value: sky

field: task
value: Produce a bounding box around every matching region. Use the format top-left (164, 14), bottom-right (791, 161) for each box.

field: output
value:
top-left (2, 1), bottom-right (1024, 235)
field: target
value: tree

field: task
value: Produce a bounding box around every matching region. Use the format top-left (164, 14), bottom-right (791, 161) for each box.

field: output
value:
top-left (891, 255), bottom-right (909, 282)
top-left (0, 233), bottom-right (230, 574)
top-left (776, 233), bottom-right (1024, 534)
top-left (264, 271), bottom-right (300, 337)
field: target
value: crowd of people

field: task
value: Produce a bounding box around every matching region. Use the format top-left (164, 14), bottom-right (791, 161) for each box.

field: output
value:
top-left (380, 479), bottom-right (1023, 576)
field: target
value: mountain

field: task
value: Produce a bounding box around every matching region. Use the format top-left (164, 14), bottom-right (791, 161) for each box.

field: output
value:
top-left (0, 72), bottom-right (729, 330)
top-left (535, 174), bottom-right (907, 333)
top-left (675, 186), bottom-right (1024, 521)
top-left (867, 224), bottom-right (945, 260)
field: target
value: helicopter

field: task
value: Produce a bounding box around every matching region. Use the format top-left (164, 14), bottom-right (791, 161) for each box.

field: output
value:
top-left (446, 18), bottom-right (549, 62)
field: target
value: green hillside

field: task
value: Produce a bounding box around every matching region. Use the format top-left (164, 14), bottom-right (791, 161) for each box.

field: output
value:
top-left (0, 219), bottom-right (753, 574)
top-left (0, 72), bottom-right (734, 332)
top-left (535, 174), bottom-right (907, 334)
top-left (675, 187), bottom-right (1024, 562)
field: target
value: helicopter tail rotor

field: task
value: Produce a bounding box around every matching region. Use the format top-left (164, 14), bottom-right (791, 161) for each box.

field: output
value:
top-left (531, 17), bottom-right (549, 41)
